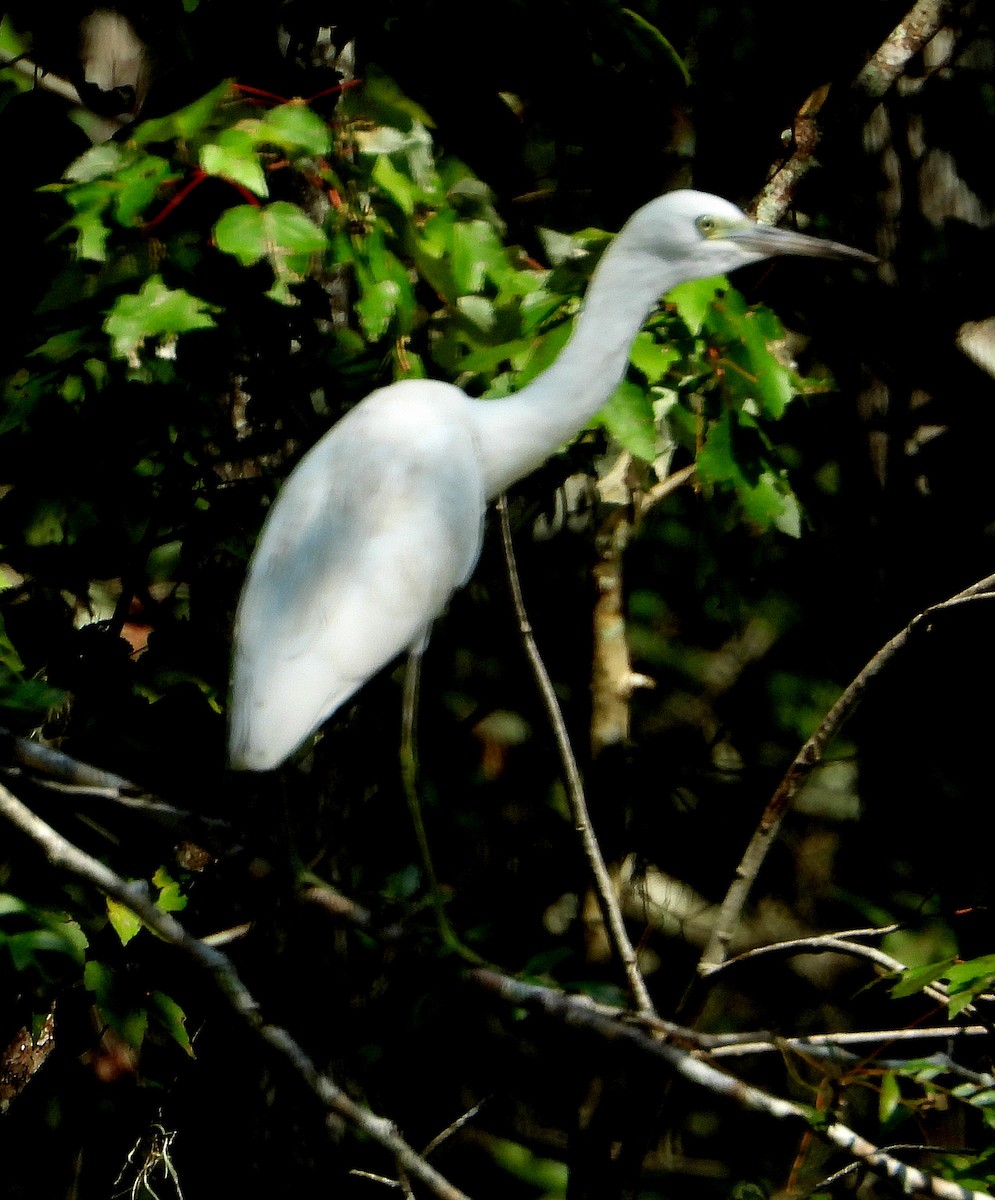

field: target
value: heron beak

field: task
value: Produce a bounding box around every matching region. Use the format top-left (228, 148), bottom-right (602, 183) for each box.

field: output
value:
top-left (728, 222), bottom-right (877, 264)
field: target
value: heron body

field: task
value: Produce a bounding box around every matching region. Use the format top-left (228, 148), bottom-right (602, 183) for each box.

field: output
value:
top-left (76, 9), bottom-right (150, 119)
top-left (229, 191), bottom-right (872, 770)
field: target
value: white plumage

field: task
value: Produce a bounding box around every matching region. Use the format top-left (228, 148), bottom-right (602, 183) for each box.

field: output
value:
top-left (229, 191), bottom-right (872, 770)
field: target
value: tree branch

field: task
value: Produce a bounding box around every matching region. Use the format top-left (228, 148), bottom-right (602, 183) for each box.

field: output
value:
top-left (471, 970), bottom-right (993, 1200)
top-left (497, 496), bottom-right (656, 1017)
top-left (0, 780), bottom-right (473, 1200)
top-left (699, 575), bottom-right (995, 974)
top-left (753, 0), bottom-right (951, 225)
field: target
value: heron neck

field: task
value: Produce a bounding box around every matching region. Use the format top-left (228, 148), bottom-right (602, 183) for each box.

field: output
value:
top-left (474, 237), bottom-right (674, 498)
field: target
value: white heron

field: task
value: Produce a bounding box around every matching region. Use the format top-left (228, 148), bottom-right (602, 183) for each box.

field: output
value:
top-left (229, 190), bottom-right (872, 771)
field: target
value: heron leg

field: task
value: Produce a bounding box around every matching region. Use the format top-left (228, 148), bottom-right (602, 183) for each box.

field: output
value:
top-left (400, 647), bottom-right (487, 966)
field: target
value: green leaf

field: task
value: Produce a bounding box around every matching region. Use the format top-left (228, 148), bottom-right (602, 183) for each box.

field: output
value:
top-left (106, 896), bottom-right (143, 945)
top-left (621, 7), bottom-right (691, 84)
top-left (153, 867), bottom-right (188, 914)
top-left (245, 104), bottom-right (331, 157)
top-left (705, 290), bottom-right (797, 419)
top-left (668, 276), bottom-right (727, 335)
top-left (134, 80), bottom-right (231, 145)
top-left (945, 954), bottom-right (995, 1015)
top-left (356, 279), bottom-right (401, 340)
top-left (104, 275), bottom-right (218, 363)
top-left (889, 957), bottom-right (958, 999)
top-left (629, 330), bottom-right (680, 385)
top-left (214, 201), bottom-right (328, 291)
top-left (595, 379), bottom-right (658, 462)
top-left (450, 220), bottom-right (507, 295)
top-left (878, 1069), bottom-right (903, 1126)
top-left (64, 142), bottom-right (126, 183)
top-left (113, 153), bottom-right (174, 225)
top-left (151, 991), bottom-right (195, 1056)
top-left (372, 153), bottom-right (420, 214)
top-left (200, 129), bottom-right (269, 196)
top-left (0, 676), bottom-right (67, 715)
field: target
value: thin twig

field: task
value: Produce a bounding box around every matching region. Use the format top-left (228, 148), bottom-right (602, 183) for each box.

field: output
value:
top-left (0, 726), bottom-right (232, 845)
top-left (699, 575), bottom-right (995, 974)
top-left (817, 1144), bottom-right (977, 1193)
top-left (471, 970), bottom-right (995, 1200)
top-left (718, 933), bottom-right (958, 1009)
top-left (496, 496), bottom-right (655, 1017)
top-left (0, 781), bottom-right (472, 1200)
top-left (710, 1026), bottom-right (993, 1064)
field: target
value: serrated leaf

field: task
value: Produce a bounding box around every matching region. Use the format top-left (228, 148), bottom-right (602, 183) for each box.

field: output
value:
top-left (105, 276), bottom-right (217, 362)
top-left (450, 220), bottom-right (506, 294)
top-left (113, 154), bottom-right (173, 225)
top-left (706, 290), bottom-right (797, 419)
top-left (214, 202), bottom-right (327, 281)
top-left (457, 295), bottom-right (496, 333)
top-left (264, 201), bottom-right (328, 256)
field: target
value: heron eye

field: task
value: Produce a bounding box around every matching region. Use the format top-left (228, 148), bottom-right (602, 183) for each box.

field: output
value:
top-left (696, 215), bottom-right (718, 237)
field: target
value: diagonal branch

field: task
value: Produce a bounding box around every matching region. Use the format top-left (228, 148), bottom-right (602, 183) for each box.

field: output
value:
top-left (0, 780), bottom-right (472, 1200)
top-left (496, 496), bottom-right (656, 1017)
top-left (753, 0), bottom-right (951, 224)
top-left (699, 574), bottom-right (995, 974)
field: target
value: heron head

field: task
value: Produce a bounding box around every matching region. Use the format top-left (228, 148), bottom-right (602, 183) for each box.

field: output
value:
top-left (627, 189), bottom-right (875, 276)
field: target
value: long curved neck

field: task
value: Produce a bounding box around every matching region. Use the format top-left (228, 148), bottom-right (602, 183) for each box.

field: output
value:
top-left (473, 234), bottom-right (676, 497)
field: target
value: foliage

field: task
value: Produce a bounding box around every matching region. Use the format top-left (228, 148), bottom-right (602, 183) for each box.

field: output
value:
top-left (2, 3), bottom-right (995, 1200)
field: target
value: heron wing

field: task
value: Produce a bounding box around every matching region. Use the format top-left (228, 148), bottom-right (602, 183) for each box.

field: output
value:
top-left (229, 382), bottom-right (485, 771)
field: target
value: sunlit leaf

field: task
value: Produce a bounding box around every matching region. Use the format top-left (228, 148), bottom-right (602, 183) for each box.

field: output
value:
top-left (889, 957), bottom-right (958, 999)
top-left (200, 128), bottom-right (269, 196)
top-left (134, 79), bottom-right (231, 145)
top-left (245, 103), bottom-right (331, 157)
top-left (668, 275), bottom-right (727, 335)
top-left (106, 896), bottom-right (143, 945)
top-left (104, 276), bottom-right (218, 362)
top-left (153, 867), bottom-right (188, 913)
top-left (595, 379), bottom-right (658, 461)
top-left (151, 991), bottom-right (195, 1056)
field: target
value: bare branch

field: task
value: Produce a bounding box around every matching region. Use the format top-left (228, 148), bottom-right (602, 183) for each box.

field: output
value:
top-left (711, 1026), bottom-right (993, 1068)
top-left (699, 575), bottom-right (995, 974)
top-left (715, 927), bottom-right (954, 1005)
top-left (0, 781), bottom-right (473, 1200)
top-left (0, 726), bottom-right (232, 845)
top-left (754, 0), bottom-right (951, 225)
top-left (497, 496), bottom-right (656, 1017)
top-left (855, 0), bottom-right (952, 99)
top-left (471, 970), bottom-right (994, 1200)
